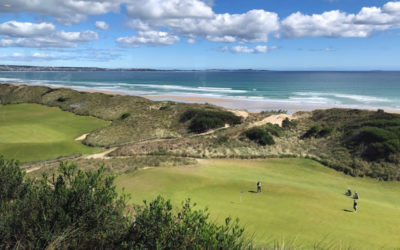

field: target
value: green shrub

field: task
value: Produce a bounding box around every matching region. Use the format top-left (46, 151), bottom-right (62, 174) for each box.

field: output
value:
top-left (57, 97), bottom-right (68, 102)
top-left (301, 126), bottom-right (320, 139)
top-left (302, 125), bottom-right (333, 139)
top-left (216, 135), bottom-right (229, 144)
top-left (121, 196), bottom-right (248, 249)
top-left (181, 109), bottom-right (242, 133)
top-left (264, 123), bottom-right (282, 137)
top-left (316, 126), bottom-right (334, 138)
top-left (350, 127), bottom-right (395, 144)
top-left (244, 127), bottom-right (275, 146)
top-left (0, 160), bottom-right (252, 249)
top-left (0, 157), bottom-right (27, 204)
top-left (347, 127), bottom-right (400, 161)
top-left (282, 117), bottom-right (296, 129)
top-left (0, 162), bottom-right (128, 249)
top-left (119, 112), bottom-right (131, 120)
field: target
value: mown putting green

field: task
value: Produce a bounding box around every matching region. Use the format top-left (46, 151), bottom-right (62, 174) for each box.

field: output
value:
top-left (0, 104), bottom-right (110, 162)
top-left (116, 158), bottom-right (400, 249)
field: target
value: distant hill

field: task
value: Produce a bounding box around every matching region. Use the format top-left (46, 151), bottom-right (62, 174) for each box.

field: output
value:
top-left (0, 64), bottom-right (269, 72)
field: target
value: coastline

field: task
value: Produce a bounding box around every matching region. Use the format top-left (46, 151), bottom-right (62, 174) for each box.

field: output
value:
top-left (5, 82), bottom-right (400, 114)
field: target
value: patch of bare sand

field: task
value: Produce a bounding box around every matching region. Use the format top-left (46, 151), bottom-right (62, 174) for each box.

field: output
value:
top-left (142, 167), bottom-right (154, 170)
top-left (248, 114), bottom-right (294, 128)
top-left (26, 166), bottom-right (42, 173)
top-left (84, 147), bottom-right (117, 160)
top-left (74, 133), bottom-right (88, 141)
top-left (228, 109), bottom-right (249, 119)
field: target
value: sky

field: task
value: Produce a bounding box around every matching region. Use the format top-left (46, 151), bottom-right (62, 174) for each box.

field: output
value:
top-left (0, 0), bottom-right (400, 70)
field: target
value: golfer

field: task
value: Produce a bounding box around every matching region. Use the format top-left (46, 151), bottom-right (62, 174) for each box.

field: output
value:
top-left (353, 199), bottom-right (358, 213)
top-left (257, 181), bottom-right (261, 193)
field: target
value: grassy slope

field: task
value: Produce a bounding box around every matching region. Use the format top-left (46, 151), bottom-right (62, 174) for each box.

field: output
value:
top-left (116, 158), bottom-right (400, 249)
top-left (0, 104), bottom-right (110, 162)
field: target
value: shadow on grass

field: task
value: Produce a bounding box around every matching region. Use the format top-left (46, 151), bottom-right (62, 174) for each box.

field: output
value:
top-left (248, 190), bottom-right (258, 193)
top-left (342, 209), bottom-right (353, 213)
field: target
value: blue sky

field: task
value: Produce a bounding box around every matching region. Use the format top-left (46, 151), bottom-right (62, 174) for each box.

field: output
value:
top-left (0, 0), bottom-right (399, 70)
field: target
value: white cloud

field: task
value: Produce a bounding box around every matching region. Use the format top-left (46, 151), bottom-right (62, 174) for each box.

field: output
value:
top-left (0, 21), bottom-right (55, 37)
top-left (281, 1), bottom-right (400, 38)
top-left (126, 0), bottom-right (213, 19)
top-left (383, 1), bottom-right (400, 13)
top-left (0, 48), bottom-right (123, 62)
top-left (95, 21), bottom-right (109, 30)
top-left (221, 45), bottom-right (277, 54)
top-left (0, 52), bottom-right (63, 61)
top-left (1, 0), bottom-right (400, 50)
top-left (127, 9), bottom-right (280, 43)
top-left (0, 21), bottom-right (98, 48)
top-left (187, 38), bottom-right (196, 44)
top-left (0, 0), bottom-right (121, 25)
top-left (116, 30), bottom-right (180, 47)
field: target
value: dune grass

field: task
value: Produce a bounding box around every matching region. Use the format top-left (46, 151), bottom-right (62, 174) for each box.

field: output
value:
top-left (116, 158), bottom-right (400, 249)
top-left (0, 104), bottom-right (110, 162)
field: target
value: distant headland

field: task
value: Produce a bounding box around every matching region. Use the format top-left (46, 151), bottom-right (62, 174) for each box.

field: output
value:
top-left (0, 64), bottom-right (269, 72)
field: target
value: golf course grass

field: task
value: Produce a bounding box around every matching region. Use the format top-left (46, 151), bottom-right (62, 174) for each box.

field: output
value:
top-left (116, 158), bottom-right (400, 249)
top-left (0, 104), bottom-right (110, 162)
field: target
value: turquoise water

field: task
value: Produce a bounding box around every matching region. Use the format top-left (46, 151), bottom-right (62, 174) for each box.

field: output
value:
top-left (1, 71), bottom-right (399, 111)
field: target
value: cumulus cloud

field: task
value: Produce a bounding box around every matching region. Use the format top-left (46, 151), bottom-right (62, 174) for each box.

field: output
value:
top-left (127, 9), bottom-right (280, 43)
top-left (125, 0), bottom-right (213, 19)
top-left (0, 21), bottom-right (55, 37)
top-left (95, 21), bottom-right (109, 30)
top-left (0, 0), bottom-right (121, 25)
top-left (116, 30), bottom-right (180, 47)
top-left (0, 21), bottom-right (98, 48)
top-left (187, 38), bottom-right (196, 44)
top-left (281, 1), bottom-right (400, 38)
top-left (1, 0), bottom-right (400, 49)
top-left (221, 45), bottom-right (277, 54)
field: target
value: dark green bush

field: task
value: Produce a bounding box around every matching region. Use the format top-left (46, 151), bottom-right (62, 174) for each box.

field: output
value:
top-left (352, 127), bottom-right (394, 144)
top-left (181, 109), bottom-right (242, 133)
top-left (216, 135), bottom-right (229, 144)
top-left (119, 112), bottom-right (131, 120)
top-left (0, 162), bottom-right (128, 249)
top-left (0, 157), bottom-right (27, 205)
top-left (316, 126), bottom-right (334, 138)
top-left (0, 159), bottom-right (251, 249)
top-left (282, 117), bottom-right (296, 129)
top-left (347, 127), bottom-right (400, 161)
top-left (57, 97), bottom-right (68, 102)
top-left (264, 123), bottom-right (282, 137)
top-left (301, 126), bottom-right (320, 139)
top-left (121, 196), bottom-right (248, 249)
top-left (302, 125), bottom-right (333, 139)
top-left (244, 127), bottom-right (275, 146)
top-left (189, 116), bottom-right (224, 133)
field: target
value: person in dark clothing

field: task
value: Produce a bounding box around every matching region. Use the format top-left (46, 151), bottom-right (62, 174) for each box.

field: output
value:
top-left (353, 199), bottom-right (358, 213)
top-left (346, 188), bottom-right (352, 196)
top-left (353, 191), bottom-right (359, 199)
top-left (257, 181), bottom-right (261, 193)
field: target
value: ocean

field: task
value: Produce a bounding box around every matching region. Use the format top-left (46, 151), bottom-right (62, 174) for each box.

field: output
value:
top-left (1, 71), bottom-right (399, 112)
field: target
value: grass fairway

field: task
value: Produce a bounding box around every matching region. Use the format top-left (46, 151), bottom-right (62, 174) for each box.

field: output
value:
top-left (116, 158), bottom-right (400, 249)
top-left (0, 104), bottom-right (110, 162)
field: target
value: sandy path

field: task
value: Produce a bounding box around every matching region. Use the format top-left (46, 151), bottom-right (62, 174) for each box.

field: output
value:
top-left (74, 133), bottom-right (89, 141)
top-left (84, 147), bottom-right (117, 159)
top-left (248, 114), bottom-right (293, 128)
top-left (229, 109), bottom-right (249, 119)
top-left (26, 166), bottom-right (42, 173)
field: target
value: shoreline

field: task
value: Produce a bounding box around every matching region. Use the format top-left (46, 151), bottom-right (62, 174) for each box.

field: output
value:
top-left (5, 82), bottom-right (400, 114)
